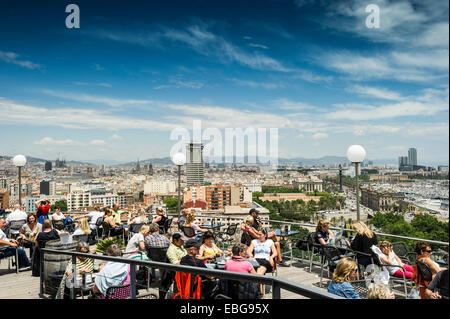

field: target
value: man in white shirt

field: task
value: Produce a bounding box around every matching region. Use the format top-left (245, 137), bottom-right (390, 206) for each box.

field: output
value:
top-left (0, 217), bottom-right (31, 270)
top-left (5, 204), bottom-right (27, 235)
top-left (87, 210), bottom-right (104, 231)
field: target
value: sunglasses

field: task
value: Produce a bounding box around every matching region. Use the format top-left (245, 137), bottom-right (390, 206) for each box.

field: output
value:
top-left (425, 250), bottom-right (432, 253)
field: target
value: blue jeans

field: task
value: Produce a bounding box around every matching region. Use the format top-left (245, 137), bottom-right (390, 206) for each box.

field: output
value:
top-left (1, 247), bottom-right (31, 268)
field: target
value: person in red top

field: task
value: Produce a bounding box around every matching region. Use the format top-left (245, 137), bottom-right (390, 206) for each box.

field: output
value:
top-left (35, 198), bottom-right (50, 223)
top-left (225, 244), bottom-right (256, 274)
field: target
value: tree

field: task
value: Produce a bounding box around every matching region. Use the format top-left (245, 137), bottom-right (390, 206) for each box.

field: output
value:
top-left (163, 197), bottom-right (179, 212)
top-left (51, 200), bottom-right (68, 212)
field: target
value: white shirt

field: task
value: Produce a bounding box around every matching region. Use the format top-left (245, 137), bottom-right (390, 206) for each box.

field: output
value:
top-left (6, 209), bottom-right (27, 224)
top-left (252, 239), bottom-right (274, 261)
top-left (52, 212), bottom-right (65, 221)
top-left (6, 209), bottom-right (28, 234)
top-left (0, 229), bottom-right (10, 250)
top-left (88, 211), bottom-right (104, 228)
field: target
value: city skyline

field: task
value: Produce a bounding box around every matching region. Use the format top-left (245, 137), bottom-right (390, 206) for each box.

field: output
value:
top-left (0, 0), bottom-right (448, 164)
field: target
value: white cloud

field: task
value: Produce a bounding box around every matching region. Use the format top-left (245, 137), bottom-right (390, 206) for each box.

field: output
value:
top-left (111, 134), bottom-right (123, 141)
top-left (41, 89), bottom-right (154, 108)
top-left (348, 85), bottom-right (405, 101)
top-left (312, 133), bottom-right (328, 139)
top-left (90, 139), bottom-right (106, 146)
top-left (74, 82), bottom-right (112, 88)
top-left (248, 43), bottom-right (269, 50)
top-left (34, 137), bottom-right (82, 146)
top-left (0, 51), bottom-right (42, 70)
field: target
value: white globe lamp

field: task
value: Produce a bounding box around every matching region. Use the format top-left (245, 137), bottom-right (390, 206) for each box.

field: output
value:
top-left (346, 145), bottom-right (366, 221)
top-left (13, 154), bottom-right (27, 207)
top-left (172, 152), bottom-right (186, 166)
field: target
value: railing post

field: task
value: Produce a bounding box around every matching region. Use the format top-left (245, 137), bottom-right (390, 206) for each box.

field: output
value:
top-left (272, 281), bottom-right (281, 299)
top-left (39, 249), bottom-right (44, 297)
top-left (130, 263), bottom-right (137, 299)
top-left (71, 255), bottom-right (77, 299)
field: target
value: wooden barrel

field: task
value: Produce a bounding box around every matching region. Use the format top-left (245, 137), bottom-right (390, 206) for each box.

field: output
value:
top-left (43, 239), bottom-right (79, 296)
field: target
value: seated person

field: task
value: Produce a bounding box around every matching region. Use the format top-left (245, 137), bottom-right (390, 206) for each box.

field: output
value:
top-left (93, 244), bottom-right (130, 298)
top-left (247, 229), bottom-right (277, 275)
top-left (180, 239), bottom-right (217, 299)
top-left (240, 215), bottom-right (260, 246)
top-left (184, 211), bottom-right (207, 240)
top-left (198, 231), bottom-right (223, 262)
top-left (166, 232), bottom-right (187, 265)
top-left (0, 217), bottom-right (31, 270)
top-left (368, 283), bottom-right (395, 299)
top-left (424, 254), bottom-right (448, 299)
top-left (145, 223), bottom-right (170, 250)
top-left (18, 213), bottom-right (42, 256)
top-left (86, 209), bottom-right (104, 232)
top-left (126, 225), bottom-right (150, 255)
top-left (225, 244), bottom-right (256, 274)
top-left (315, 219), bottom-right (335, 245)
top-left (378, 241), bottom-right (414, 279)
top-left (152, 207), bottom-right (168, 230)
top-left (72, 217), bottom-right (92, 238)
top-left (5, 204), bottom-right (27, 236)
top-left (248, 209), bottom-right (284, 265)
top-left (415, 241), bottom-right (444, 277)
top-left (128, 209), bottom-right (148, 234)
top-left (31, 219), bottom-right (60, 276)
top-left (327, 257), bottom-right (360, 299)
top-left (103, 208), bottom-right (124, 237)
top-left (345, 221), bottom-right (377, 268)
top-left (56, 242), bottom-right (95, 299)
top-left (177, 209), bottom-right (188, 228)
top-left (51, 206), bottom-right (66, 221)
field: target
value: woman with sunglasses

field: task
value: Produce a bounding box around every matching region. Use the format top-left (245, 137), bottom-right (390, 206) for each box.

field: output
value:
top-left (327, 257), bottom-right (360, 299)
top-left (198, 231), bottom-right (223, 262)
top-left (415, 242), bottom-right (443, 276)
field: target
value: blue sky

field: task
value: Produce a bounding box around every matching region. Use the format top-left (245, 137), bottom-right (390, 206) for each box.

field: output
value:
top-left (0, 0), bottom-right (448, 165)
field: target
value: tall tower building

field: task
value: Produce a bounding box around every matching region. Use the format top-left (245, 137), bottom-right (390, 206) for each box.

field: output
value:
top-left (408, 148), bottom-right (417, 166)
top-left (398, 156), bottom-right (408, 168)
top-left (186, 142), bottom-right (204, 186)
top-left (44, 161), bottom-right (52, 171)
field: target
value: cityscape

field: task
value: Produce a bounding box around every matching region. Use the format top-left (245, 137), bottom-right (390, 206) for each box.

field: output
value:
top-left (0, 0), bottom-right (448, 304)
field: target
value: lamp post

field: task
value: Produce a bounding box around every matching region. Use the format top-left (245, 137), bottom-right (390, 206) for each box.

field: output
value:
top-left (346, 145), bottom-right (366, 221)
top-left (172, 152), bottom-right (186, 215)
top-left (13, 155), bottom-right (27, 208)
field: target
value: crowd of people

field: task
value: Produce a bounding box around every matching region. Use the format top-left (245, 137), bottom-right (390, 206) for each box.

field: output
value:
top-left (1, 204), bottom-right (448, 300)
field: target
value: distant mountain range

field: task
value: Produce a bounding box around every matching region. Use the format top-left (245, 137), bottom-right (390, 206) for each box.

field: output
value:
top-left (1, 155), bottom-right (446, 167)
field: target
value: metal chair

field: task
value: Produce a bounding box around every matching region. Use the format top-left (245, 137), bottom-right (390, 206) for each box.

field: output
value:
top-left (181, 226), bottom-right (196, 239)
top-left (52, 220), bottom-right (66, 231)
top-left (94, 217), bottom-right (104, 240)
top-left (72, 234), bottom-right (89, 243)
top-left (129, 223), bottom-right (144, 238)
top-left (305, 232), bottom-right (323, 273)
top-left (217, 224), bottom-right (238, 249)
top-left (160, 218), bottom-right (173, 235)
top-left (0, 247), bottom-right (20, 274)
top-left (392, 242), bottom-right (409, 262)
top-left (319, 245), bottom-right (350, 287)
top-left (7, 219), bottom-right (27, 240)
top-left (104, 284), bottom-right (131, 299)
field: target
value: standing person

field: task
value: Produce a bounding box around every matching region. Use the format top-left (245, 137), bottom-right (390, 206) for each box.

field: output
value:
top-left (5, 204), bottom-right (27, 236)
top-left (35, 199), bottom-right (51, 223)
top-left (327, 257), bottom-right (360, 299)
top-left (0, 217), bottom-right (31, 270)
top-left (345, 221), bottom-right (377, 268)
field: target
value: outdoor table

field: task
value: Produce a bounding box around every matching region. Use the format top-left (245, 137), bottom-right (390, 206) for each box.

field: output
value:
top-left (202, 223), bottom-right (224, 232)
top-left (274, 229), bottom-right (300, 267)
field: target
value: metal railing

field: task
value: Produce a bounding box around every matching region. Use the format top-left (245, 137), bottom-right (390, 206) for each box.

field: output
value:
top-left (40, 248), bottom-right (343, 300)
top-left (165, 212), bottom-right (448, 247)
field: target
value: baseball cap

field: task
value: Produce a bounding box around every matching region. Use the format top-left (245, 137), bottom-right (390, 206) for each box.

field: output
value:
top-left (249, 208), bottom-right (259, 215)
top-left (184, 239), bottom-right (201, 249)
